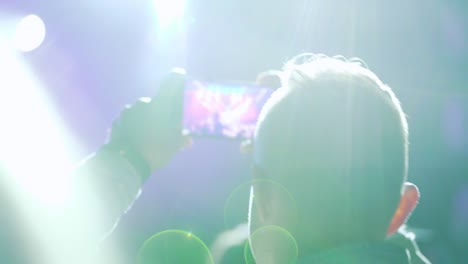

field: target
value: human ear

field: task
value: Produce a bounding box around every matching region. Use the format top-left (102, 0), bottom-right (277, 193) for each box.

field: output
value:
top-left (387, 182), bottom-right (420, 236)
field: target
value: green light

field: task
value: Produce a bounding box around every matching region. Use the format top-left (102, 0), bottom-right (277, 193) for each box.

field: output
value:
top-left (247, 225), bottom-right (299, 264)
top-left (137, 229), bottom-right (214, 264)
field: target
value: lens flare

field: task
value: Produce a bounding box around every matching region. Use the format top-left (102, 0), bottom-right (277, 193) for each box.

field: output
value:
top-left (13, 14), bottom-right (46, 52)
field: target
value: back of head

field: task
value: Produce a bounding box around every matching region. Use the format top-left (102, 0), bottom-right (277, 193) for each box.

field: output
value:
top-left (251, 55), bottom-right (409, 250)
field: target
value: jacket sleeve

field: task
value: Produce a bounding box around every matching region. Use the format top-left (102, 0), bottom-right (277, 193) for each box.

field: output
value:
top-left (69, 146), bottom-right (145, 243)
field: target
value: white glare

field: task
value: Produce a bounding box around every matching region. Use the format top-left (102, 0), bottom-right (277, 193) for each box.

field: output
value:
top-left (154, 0), bottom-right (186, 29)
top-left (13, 14), bottom-right (46, 52)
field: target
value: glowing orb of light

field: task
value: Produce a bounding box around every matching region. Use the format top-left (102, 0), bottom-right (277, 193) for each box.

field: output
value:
top-left (13, 14), bottom-right (46, 52)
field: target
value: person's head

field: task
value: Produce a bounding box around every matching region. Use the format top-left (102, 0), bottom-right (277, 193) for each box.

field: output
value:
top-left (249, 54), bottom-right (420, 254)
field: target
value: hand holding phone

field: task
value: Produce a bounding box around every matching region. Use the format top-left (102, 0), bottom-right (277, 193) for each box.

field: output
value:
top-left (109, 70), bottom-right (189, 176)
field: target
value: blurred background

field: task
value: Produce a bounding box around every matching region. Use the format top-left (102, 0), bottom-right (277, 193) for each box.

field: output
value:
top-left (0, 0), bottom-right (467, 263)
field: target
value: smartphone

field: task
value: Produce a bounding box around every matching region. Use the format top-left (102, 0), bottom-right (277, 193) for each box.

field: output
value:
top-left (183, 79), bottom-right (274, 139)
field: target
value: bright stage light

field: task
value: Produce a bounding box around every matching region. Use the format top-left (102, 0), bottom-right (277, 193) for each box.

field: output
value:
top-left (0, 45), bottom-right (121, 264)
top-left (13, 14), bottom-right (46, 52)
top-left (153, 0), bottom-right (186, 29)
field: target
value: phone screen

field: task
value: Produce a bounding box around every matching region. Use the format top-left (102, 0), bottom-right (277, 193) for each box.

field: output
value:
top-left (183, 80), bottom-right (273, 139)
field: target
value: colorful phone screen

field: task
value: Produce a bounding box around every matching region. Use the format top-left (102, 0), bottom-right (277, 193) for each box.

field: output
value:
top-left (183, 80), bottom-right (273, 139)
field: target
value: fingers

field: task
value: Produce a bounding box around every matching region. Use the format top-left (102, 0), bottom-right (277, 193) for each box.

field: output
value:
top-left (150, 69), bottom-right (187, 126)
top-left (154, 69), bottom-right (186, 106)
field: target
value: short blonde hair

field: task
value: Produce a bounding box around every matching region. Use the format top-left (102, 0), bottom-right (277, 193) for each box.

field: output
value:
top-left (253, 54), bottom-right (409, 244)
